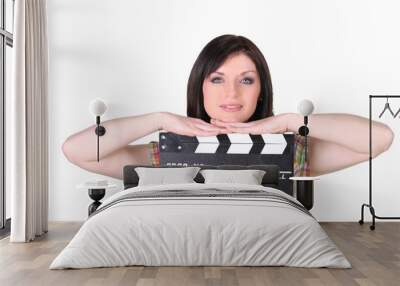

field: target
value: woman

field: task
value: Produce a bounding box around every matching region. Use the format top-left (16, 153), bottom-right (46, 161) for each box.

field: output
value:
top-left (62, 35), bottom-right (394, 180)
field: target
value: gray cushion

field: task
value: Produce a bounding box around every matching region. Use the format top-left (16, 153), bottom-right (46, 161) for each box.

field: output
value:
top-left (135, 166), bottom-right (201, 186)
top-left (200, 169), bottom-right (266, 185)
top-left (123, 164), bottom-right (279, 190)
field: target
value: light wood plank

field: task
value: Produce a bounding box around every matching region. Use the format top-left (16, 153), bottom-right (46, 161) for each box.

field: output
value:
top-left (0, 222), bottom-right (399, 286)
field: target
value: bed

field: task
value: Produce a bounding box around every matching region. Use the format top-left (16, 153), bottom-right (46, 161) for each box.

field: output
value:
top-left (49, 132), bottom-right (351, 269)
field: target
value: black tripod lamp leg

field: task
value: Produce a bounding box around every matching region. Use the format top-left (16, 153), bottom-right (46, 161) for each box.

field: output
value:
top-left (359, 204), bottom-right (366, 225)
top-left (370, 206), bottom-right (376, 230)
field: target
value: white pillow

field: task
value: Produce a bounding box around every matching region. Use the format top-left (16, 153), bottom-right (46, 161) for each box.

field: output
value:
top-left (200, 169), bottom-right (266, 185)
top-left (135, 167), bottom-right (201, 186)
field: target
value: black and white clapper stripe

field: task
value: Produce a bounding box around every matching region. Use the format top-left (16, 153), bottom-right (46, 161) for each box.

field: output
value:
top-left (158, 132), bottom-right (295, 195)
top-left (159, 132), bottom-right (292, 155)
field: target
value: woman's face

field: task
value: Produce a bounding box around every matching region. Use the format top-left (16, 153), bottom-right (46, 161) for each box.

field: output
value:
top-left (202, 52), bottom-right (261, 123)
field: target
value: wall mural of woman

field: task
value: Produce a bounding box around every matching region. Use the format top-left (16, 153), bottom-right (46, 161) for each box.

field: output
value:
top-left (61, 34), bottom-right (394, 179)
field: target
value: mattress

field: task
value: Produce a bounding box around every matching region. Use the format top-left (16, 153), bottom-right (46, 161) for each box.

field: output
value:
top-left (49, 182), bottom-right (351, 269)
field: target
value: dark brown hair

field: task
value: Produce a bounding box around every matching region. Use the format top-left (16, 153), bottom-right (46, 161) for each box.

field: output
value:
top-left (186, 34), bottom-right (273, 123)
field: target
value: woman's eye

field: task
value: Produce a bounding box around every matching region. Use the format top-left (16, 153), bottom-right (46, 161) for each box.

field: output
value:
top-left (210, 77), bottom-right (254, 84)
top-left (211, 77), bottom-right (223, 83)
top-left (241, 77), bottom-right (254, 84)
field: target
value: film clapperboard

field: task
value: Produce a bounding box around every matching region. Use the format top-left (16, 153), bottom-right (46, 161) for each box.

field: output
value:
top-left (159, 132), bottom-right (295, 195)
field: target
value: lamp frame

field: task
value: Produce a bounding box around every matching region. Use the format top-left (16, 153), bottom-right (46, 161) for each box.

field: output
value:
top-left (298, 116), bottom-right (309, 168)
top-left (295, 114), bottom-right (314, 210)
top-left (94, 115), bottom-right (106, 162)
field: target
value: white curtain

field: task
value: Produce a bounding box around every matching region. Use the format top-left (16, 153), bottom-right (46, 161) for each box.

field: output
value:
top-left (9, 0), bottom-right (48, 242)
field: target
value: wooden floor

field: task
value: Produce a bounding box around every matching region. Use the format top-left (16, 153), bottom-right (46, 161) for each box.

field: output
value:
top-left (0, 222), bottom-right (399, 286)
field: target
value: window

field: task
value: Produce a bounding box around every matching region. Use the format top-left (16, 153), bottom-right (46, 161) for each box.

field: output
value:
top-left (0, 0), bottom-right (14, 237)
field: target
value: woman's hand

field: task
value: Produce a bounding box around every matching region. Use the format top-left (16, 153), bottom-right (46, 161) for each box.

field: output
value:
top-left (210, 113), bottom-right (290, 134)
top-left (161, 112), bottom-right (229, 136)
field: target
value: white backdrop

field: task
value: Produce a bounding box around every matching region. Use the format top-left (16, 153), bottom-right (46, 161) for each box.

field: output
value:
top-left (47, 0), bottom-right (400, 221)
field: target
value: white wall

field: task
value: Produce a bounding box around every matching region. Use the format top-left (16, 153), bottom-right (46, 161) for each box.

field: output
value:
top-left (48, 0), bottom-right (400, 221)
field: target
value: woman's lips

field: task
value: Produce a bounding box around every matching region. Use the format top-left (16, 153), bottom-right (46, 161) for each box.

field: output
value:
top-left (220, 104), bottom-right (242, 112)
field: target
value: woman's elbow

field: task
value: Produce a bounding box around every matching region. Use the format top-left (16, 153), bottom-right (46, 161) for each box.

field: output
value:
top-left (382, 125), bottom-right (394, 151)
top-left (62, 138), bottom-right (79, 164)
top-left (373, 125), bottom-right (394, 158)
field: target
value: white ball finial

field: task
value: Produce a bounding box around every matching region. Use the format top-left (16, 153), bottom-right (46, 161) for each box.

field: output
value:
top-left (297, 99), bottom-right (314, 116)
top-left (89, 98), bottom-right (107, 116)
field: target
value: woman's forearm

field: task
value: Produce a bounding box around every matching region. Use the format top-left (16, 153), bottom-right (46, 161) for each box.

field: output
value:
top-left (286, 112), bottom-right (394, 155)
top-left (62, 112), bottom-right (164, 162)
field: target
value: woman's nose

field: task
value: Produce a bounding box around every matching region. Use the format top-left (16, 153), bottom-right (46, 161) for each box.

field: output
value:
top-left (224, 82), bottom-right (240, 99)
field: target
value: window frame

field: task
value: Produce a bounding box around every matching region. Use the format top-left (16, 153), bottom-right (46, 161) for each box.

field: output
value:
top-left (0, 0), bottom-right (14, 237)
